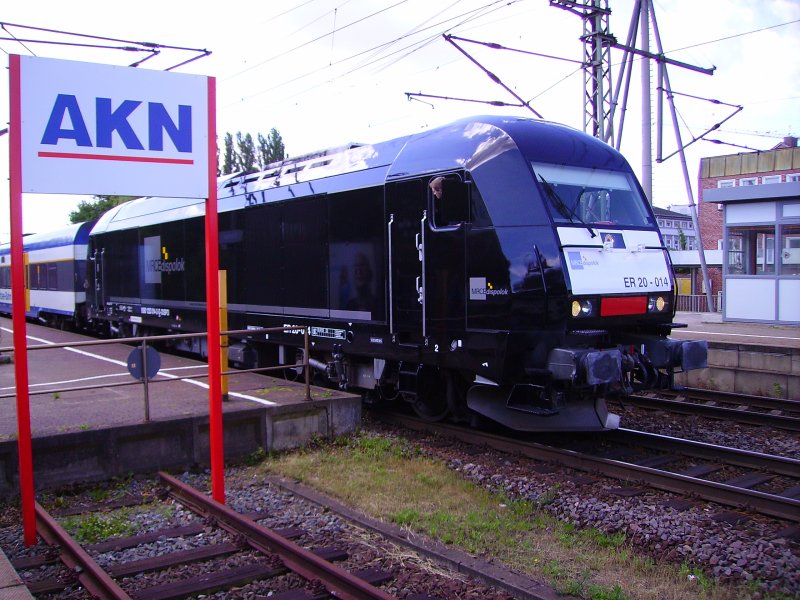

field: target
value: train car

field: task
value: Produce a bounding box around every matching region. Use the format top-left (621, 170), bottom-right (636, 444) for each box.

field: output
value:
top-left (0, 221), bottom-right (95, 329)
top-left (85, 115), bottom-right (707, 432)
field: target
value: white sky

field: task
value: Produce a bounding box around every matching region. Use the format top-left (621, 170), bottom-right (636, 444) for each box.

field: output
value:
top-left (1, 0), bottom-right (798, 242)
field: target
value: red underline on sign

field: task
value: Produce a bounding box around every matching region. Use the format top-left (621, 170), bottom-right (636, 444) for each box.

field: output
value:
top-left (37, 151), bottom-right (194, 165)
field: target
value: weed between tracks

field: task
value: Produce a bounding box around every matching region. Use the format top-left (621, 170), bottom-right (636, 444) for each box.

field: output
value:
top-left (254, 431), bottom-right (782, 600)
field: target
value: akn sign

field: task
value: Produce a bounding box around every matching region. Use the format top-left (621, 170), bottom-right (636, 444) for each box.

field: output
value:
top-left (18, 55), bottom-right (209, 198)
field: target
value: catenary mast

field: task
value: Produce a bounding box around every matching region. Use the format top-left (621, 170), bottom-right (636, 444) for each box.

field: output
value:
top-left (551, 0), bottom-right (715, 312)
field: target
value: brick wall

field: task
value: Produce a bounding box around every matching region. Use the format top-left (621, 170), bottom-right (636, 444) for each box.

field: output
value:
top-left (697, 177), bottom-right (725, 296)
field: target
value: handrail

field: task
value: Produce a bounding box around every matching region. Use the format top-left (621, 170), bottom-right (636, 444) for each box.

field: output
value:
top-left (1, 325), bottom-right (313, 414)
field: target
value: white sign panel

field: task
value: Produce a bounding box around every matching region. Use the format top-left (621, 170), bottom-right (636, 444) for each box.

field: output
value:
top-left (18, 55), bottom-right (209, 198)
top-left (558, 227), bottom-right (672, 295)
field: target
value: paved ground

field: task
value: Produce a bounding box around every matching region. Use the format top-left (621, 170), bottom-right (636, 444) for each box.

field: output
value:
top-left (0, 317), bottom-right (351, 440)
top-left (671, 311), bottom-right (799, 349)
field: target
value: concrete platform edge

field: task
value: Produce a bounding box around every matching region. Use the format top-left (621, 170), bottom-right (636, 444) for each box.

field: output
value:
top-left (0, 550), bottom-right (32, 599)
top-left (0, 396), bottom-right (362, 500)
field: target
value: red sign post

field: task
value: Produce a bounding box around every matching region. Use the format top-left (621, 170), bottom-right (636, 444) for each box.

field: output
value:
top-left (8, 54), bottom-right (223, 544)
top-left (8, 54), bottom-right (36, 545)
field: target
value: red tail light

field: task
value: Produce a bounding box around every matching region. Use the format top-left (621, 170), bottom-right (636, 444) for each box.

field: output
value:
top-left (600, 296), bottom-right (646, 316)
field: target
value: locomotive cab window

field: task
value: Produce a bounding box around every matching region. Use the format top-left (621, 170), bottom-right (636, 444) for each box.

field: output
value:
top-left (532, 162), bottom-right (654, 228)
top-left (428, 175), bottom-right (469, 228)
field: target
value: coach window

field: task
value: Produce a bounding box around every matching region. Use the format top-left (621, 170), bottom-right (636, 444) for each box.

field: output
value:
top-left (47, 264), bottom-right (59, 290)
top-left (726, 226), bottom-right (775, 275)
top-left (29, 264), bottom-right (42, 290)
top-left (780, 225), bottom-right (800, 276)
top-left (429, 175), bottom-right (469, 228)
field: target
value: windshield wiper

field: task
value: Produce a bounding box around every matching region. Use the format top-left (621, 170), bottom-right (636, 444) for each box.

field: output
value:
top-left (538, 174), bottom-right (596, 238)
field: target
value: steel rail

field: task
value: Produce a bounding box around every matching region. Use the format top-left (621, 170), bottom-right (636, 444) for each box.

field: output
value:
top-left (159, 472), bottom-right (396, 600)
top-left (607, 428), bottom-right (800, 477)
top-left (665, 388), bottom-right (800, 414)
top-left (622, 394), bottom-right (800, 432)
top-left (34, 502), bottom-right (132, 599)
top-left (378, 413), bottom-right (800, 522)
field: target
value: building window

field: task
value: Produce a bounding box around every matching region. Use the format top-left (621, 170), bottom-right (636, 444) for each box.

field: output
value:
top-left (780, 225), bottom-right (800, 276)
top-left (718, 179), bottom-right (735, 188)
top-left (727, 226), bottom-right (775, 275)
top-left (787, 173), bottom-right (800, 183)
top-left (762, 175), bottom-right (781, 184)
top-left (739, 177), bottom-right (758, 186)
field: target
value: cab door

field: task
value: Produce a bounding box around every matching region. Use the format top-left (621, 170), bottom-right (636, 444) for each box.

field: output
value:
top-left (386, 175), bottom-right (469, 347)
top-left (424, 176), bottom-right (467, 340)
top-left (386, 179), bottom-right (425, 344)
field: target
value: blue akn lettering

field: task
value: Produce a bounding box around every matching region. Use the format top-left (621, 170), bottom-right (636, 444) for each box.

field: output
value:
top-left (40, 94), bottom-right (92, 147)
top-left (40, 94), bottom-right (192, 153)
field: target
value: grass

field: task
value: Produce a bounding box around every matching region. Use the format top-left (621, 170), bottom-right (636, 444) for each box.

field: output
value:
top-left (61, 509), bottom-right (138, 544)
top-left (253, 430), bottom-right (763, 600)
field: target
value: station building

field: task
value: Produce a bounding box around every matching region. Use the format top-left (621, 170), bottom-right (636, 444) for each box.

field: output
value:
top-left (652, 206), bottom-right (707, 307)
top-left (698, 136), bottom-right (800, 324)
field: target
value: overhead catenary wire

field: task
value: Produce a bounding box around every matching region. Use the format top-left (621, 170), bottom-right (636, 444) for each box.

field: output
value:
top-left (221, 0), bottom-right (410, 82)
top-left (0, 22), bottom-right (36, 56)
top-left (362, 0), bottom-right (516, 76)
top-left (443, 34), bottom-right (544, 118)
top-left (0, 20), bottom-right (210, 70)
top-left (223, 0), bottom-right (518, 109)
top-left (404, 91), bottom-right (525, 107)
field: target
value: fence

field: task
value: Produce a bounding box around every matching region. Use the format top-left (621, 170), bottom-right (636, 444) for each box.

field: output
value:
top-left (676, 292), bottom-right (723, 313)
top-left (0, 326), bottom-right (311, 421)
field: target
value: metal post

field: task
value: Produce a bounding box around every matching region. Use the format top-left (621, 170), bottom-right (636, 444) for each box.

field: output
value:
top-left (141, 340), bottom-right (150, 422)
top-left (304, 327), bottom-right (311, 401)
top-left (8, 54), bottom-right (37, 546)
top-left (219, 270), bottom-right (229, 402)
top-left (640, 0), bottom-right (653, 202)
top-left (649, 14), bottom-right (715, 313)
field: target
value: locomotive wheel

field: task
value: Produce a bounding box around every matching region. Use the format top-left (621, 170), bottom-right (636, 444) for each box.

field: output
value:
top-left (412, 395), bottom-right (449, 421)
top-left (411, 367), bottom-right (450, 421)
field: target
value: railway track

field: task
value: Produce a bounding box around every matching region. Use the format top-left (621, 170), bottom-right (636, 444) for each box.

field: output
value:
top-left (376, 412), bottom-right (800, 523)
top-left (14, 472), bottom-right (399, 599)
top-left (614, 388), bottom-right (800, 431)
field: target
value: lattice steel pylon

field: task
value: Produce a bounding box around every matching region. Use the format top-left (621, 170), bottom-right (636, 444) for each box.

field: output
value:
top-left (553, 0), bottom-right (719, 313)
top-left (551, 0), bottom-right (615, 144)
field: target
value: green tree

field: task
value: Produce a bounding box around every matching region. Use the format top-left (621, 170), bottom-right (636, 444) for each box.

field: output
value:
top-left (236, 132), bottom-right (257, 173)
top-left (69, 195), bottom-right (136, 224)
top-left (265, 128), bottom-right (286, 165)
top-left (257, 133), bottom-right (270, 171)
top-left (221, 132), bottom-right (237, 175)
top-left (678, 226), bottom-right (687, 250)
top-left (219, 128), bottom-right (286, 175)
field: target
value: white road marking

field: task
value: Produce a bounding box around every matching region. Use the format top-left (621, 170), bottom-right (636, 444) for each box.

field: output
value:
top-left (680, 330), bottom-right (800, 343)
top-left (1, 326), bottom-right (276, 405)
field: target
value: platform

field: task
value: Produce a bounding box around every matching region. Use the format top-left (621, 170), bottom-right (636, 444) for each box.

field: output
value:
top-left (670, 311), bottom-right (799, 349)
top-left (669, 312), bottom-right (799, 398)
top-left (0, 317), bottom-right (360, 498)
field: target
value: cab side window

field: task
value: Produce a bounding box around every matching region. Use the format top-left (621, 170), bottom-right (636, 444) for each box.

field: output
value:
top-left (429, 176), bottom-right (469, 228)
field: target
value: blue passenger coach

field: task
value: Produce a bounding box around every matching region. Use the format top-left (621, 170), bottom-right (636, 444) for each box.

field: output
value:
top-left (80, 115), bottom-right (708, 432)
top-left (0, 221), bottom-right (95, 329)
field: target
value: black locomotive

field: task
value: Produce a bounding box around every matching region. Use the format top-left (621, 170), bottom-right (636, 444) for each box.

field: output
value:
top-left (82, 115), bottom-right (707, 431)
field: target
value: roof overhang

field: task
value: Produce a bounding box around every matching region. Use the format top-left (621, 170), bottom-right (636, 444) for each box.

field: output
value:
top-left (704, 181), bottom-right (800, 204)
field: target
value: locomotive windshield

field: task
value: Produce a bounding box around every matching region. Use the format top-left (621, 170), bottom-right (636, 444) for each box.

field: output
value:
top-left (532, 162), bottom-right (654, 228)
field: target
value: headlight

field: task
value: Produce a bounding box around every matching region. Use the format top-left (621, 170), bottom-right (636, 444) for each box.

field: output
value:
top-left (647, 294), bottom-right (670, 313)
top-left (571, 298), bottom-right (597, 318)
